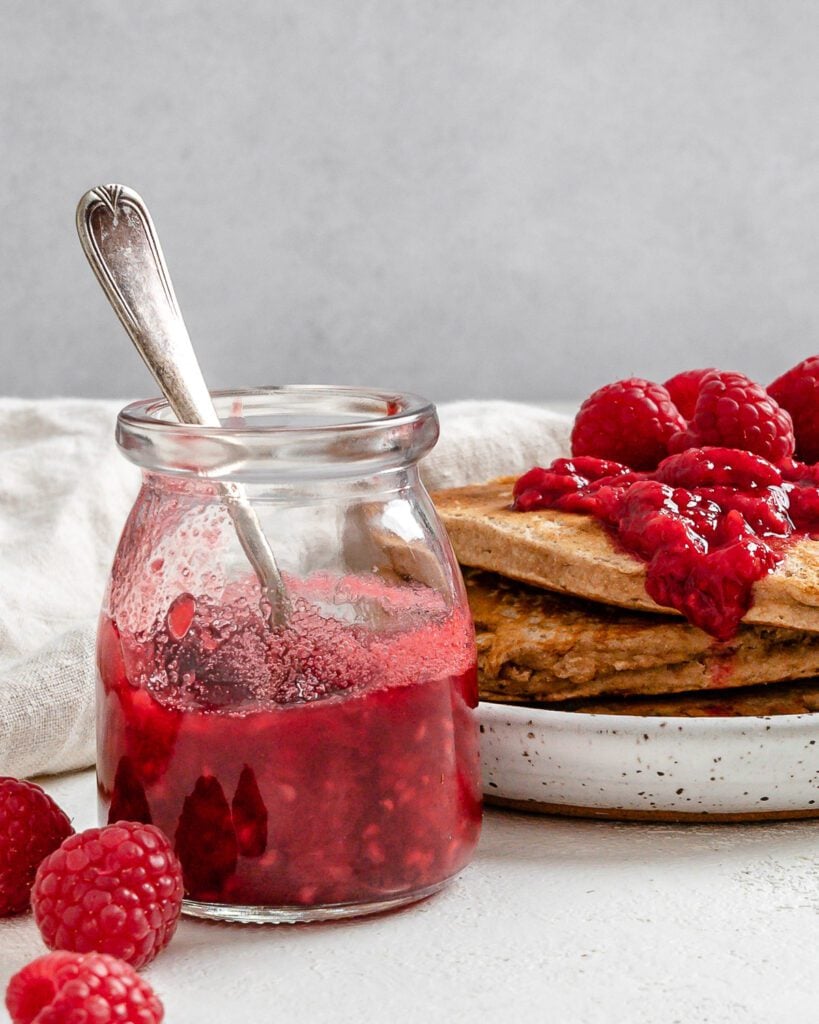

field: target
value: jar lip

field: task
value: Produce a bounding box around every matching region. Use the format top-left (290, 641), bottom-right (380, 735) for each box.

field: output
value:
top-left (115, 385), bottom-right (439, 480)
top-left (118, 385), bottom-right (435, 437)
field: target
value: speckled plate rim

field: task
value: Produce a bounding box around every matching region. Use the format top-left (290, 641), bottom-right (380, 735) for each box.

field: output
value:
top-left (478, 701), bottom-right (819, 821)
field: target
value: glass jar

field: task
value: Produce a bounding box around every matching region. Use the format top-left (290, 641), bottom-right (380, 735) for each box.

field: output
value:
top-left (96, 386), bottom-right (481, 923)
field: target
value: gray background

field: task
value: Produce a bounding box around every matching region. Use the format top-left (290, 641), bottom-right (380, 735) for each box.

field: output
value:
top-left (1, 0), bottom-right (818, 403)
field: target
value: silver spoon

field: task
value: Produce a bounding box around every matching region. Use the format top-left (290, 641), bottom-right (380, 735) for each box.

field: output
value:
top-left (76, 183), bottom-right (287, 627)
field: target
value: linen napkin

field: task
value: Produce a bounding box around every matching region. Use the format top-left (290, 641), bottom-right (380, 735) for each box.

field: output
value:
top-left (0, 398), bottom-right (570, 779)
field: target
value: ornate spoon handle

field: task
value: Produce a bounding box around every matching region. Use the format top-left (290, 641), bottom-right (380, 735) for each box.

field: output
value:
top-left (76, 184), bottom-right (287, 625)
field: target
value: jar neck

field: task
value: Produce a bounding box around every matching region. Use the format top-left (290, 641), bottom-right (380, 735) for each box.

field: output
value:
top-left (141, 463), bottom-right (425, 503)
top-left (117, 386), bottom-right (439, 484)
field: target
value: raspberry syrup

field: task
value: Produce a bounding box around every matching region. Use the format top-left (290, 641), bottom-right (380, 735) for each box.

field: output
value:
top-left (513, 447), bottom-right (819, 641)
top-left (96, 578), bottom-right (481, 910)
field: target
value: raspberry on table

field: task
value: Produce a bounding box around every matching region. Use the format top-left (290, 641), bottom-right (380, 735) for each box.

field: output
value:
top-left (669, 370), bottom-right (795, 464)
top-left (768, 355), bottom-right (819, 463)
top-left (663, 367), bottom-right (717, 419)
top-left (571, 378), bottom-right (686, 470)
top-left (0, 778), bottom-right (73, 917)
top-left (32, 821), bottom-right (183, 969)
top-left (5, 950), bottom-right (163, 1024)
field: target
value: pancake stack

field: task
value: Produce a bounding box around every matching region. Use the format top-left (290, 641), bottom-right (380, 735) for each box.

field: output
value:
top-left (434, 478), bottom-right (819, 716)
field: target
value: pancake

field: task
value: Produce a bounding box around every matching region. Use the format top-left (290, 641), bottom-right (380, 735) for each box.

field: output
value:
top-left (466, 569), bottom-right (819, 702)
top-left (435, 478), bottom-right (819, 633)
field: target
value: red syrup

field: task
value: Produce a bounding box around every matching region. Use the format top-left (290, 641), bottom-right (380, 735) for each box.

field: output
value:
top-left (513, 447), bottom-right (819, 641)
top-left (97, 579), bottom-right (481, 909)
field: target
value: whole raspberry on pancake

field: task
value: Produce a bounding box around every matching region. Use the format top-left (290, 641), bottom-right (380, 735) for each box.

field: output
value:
top-left (669, 370), bottom-right (794, 464)
top-left (571, 378), bottom-right (686, 470)
top-left (769, 355), bottom-right (819, 463)
top-left (663, 367), bottom-right (717, 419)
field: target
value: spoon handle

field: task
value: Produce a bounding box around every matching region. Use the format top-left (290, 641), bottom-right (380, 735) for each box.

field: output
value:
top-left (77, 184), bottom-right (287, 624)
top-left (76, 185), bottom-right (214, 425)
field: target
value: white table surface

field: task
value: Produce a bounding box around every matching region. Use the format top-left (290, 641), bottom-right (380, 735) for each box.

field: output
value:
top-left (1, 770), bottom-right (817, 1024)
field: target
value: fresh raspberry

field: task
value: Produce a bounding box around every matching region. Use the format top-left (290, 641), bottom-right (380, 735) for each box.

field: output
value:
top-left (571, 378), bottom-right (686, 471)
top-left (663, 368), bottom-right (717, 419)
top-left (768, 355), bottom-right (819, 463)
top-left (669, 371), bottom-right (795, 464)
top-left (5, 951), bottom-right (163, 1024)
top-left (0, 779), bottom-right (73, 916)
top-left (32, 822), bottom-right (183, 969)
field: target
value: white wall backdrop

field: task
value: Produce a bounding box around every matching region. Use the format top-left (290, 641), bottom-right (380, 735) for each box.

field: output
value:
top-left (1, 1), bottom-right (818, 403)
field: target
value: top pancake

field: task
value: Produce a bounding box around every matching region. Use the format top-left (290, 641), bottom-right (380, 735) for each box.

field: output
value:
top-left (433, 478), bottom-right (819, 633)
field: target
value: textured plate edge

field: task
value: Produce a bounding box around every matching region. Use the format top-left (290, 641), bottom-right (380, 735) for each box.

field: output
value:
top-left (485, 794), bottom-right (819, 823)
top-left (478, 700), bottom-right (819, 732)
top-left (478, 701), bottom-right (819, 820)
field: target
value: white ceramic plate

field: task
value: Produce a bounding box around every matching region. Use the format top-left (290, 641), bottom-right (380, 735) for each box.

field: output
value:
top-left (479, 701), bottom-right (819, 821)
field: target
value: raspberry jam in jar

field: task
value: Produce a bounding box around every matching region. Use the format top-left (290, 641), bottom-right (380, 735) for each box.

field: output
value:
top-left (97, 387), bottom-right (481, 923)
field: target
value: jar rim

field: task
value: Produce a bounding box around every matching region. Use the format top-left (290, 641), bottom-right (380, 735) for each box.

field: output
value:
top-left (116, 385), bottom-right (439, 480)
top-left (119, 385), bottom-right (435, 436)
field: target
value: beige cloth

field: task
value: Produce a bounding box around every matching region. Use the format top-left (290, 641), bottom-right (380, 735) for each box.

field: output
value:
top-left (0, 398), bottom-right (570, 779)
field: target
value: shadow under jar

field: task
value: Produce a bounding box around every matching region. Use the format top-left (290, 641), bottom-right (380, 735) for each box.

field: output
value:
top-left (96, 386), bottom-right (481, 923)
